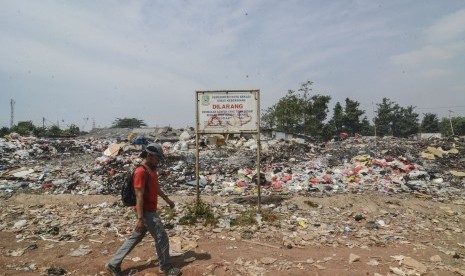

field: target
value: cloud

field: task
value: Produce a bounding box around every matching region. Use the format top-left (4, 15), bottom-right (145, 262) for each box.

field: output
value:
top-left (422, 68), bottom-right (449, 78)
top-left (390, 43), bottom-right (463, 66)
top-left (424, 8), bottom-right (465, 43)
top-left (390, 8), bottom-right (465, 67)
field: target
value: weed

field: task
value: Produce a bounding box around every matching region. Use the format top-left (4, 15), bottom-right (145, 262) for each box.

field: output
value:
top-left (259, 208), bottom-right (280, 223)
top-left (231, 208), bottom-right (282, 226)
top-left (179, 200), bottom-right (218, 226)
top-left (232, 209), bottom-right (257, 226)
top-left (304, 200), bottom-right (319, 208)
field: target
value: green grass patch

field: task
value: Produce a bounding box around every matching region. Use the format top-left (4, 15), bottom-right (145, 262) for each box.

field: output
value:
top-left (232, 208), bottom-right (282, 226)
top-left (259, 208), bottom-right (280, 223)
top-left (304, 200), bottom-right (319, 208)
top-left (232, 209), bottom-right (257, 226)
top-left (179, 200), bottom-right (218, 226)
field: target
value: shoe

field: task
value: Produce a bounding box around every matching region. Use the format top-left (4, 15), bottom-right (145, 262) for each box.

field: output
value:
top-left (159, 265), bottom-right (181, 276)
top-left (105, 263), bottom-right (122, 276)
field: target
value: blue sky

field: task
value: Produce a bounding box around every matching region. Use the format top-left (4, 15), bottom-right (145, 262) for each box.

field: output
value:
top-left (1, 0), bottom-right (464, 130)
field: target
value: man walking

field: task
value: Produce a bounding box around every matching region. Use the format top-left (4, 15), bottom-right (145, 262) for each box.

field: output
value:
top-left (106, 143), bottom-right (181, 276)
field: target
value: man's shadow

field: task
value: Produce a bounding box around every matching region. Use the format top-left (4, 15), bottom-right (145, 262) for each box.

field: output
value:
top-left (122, 251), bottom-right (211, 274)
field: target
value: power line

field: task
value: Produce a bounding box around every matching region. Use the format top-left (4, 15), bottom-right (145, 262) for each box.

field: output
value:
top-left (416, 105), bottom-right (465, 110)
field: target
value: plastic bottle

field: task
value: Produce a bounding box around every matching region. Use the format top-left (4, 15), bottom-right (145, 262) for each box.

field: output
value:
top-left (343, 225), bottom-right (351, 238)
top-left (256, 213), bottom-right (262, 225)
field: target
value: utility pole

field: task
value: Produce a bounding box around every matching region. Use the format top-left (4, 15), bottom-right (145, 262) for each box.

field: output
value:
top-left (448, 110), bottom-right (455, 136)
top-left (10, 99), bottom-right (15, 128)
top-left (372, 102), bottom-right (377, 145)
top-left (373, 118), bottom-right (377, 140)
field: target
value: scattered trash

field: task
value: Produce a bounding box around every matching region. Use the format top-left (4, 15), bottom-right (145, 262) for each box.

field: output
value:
top-left (184, 257), bottom-right (196, 263)
top-left (260, 257), bottom-right (277, 264)
top-left (47, 267), bottom-right (66, 276)
top-left (14, 220), bottom-right (27, 228)
top-left (69, 245), bottom-right (92, 257)
top-left (349, 253), bottom-right (360, 263)
top-left (1, 132), bottom-right (465, 275)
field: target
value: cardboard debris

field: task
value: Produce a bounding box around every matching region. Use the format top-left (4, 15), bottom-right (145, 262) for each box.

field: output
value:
top-left (349, 253), bottom-right (360, 263)
top-left (103, 143), bottom-right (121, 157)
top-left (169, 237), bottom-right (198, 256)
top-left (450, 170), bottom-right (465, 177)
top-left (421, 152), bottom-right (435, 160)
top-left (402, 256), bottom-right (427, 274)
top-left (427, 146), bottom-right (445, 158)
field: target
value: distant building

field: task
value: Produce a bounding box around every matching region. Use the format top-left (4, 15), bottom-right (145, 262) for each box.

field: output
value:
top-left (416, 133), bottom-right (442, 140)
top-left (261, 128), bottom-right (311, 143)
top-left (85, 126), bottom-right (195, 143)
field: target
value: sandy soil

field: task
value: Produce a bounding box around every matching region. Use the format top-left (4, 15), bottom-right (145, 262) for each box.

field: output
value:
top-left (1, 193), bottom-right (465, 276)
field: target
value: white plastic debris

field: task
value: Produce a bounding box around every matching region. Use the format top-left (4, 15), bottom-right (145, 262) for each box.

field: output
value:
top-left (14, 220), bottom-right (27, 228)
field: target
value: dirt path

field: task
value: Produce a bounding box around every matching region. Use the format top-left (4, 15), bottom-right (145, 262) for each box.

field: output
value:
top-left (1, 193), bottom-right (465, 275)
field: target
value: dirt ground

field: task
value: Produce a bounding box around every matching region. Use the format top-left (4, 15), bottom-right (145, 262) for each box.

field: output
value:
top-left (1, 193), bottom-right (465, 276)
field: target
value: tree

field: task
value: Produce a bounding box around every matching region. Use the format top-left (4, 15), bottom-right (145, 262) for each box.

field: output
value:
top-left (329, 102), bottom-right (344, 134)
top-left (111, 118), bottom-right (147, 128)
top-left (360, 116), bottom-right (373, 136)
top-left (62, 124), bottom-right (80, 136)
top-left (261, 107), bottom-right (277, 129)
top-left (439, 116), bottom-right (465, 136)
top-left (272, 90), bottom-right (302, 133)
top-left (298, 81), bottom-right (314, 134)
top-left (307, 94), bottom-right (331, 136)
top-left (421, 113), bottom-right (439, 133)
top-left (262, 81), bottom-right (331, 137)
top-left (48, 125), bottom-right (62, 137)
top-left (321, 123), bottom-right (335, 141)
top-left (11, 121), bottom-right (36, 136)
top-left (343, 98), bottom-right (365, 135)
top-left (0, 127), bottom-right (9, 137)
top-left (33, 127), bottom-right (48, 137)
top-left (375, 98), bottom-right (397, 136)
top-left (393, 106), bottom-right (419, 137)
top-left (326, 98), bottom-right (366, 138)
top-left (297, 80), bottom-right (331, 135)
top-left (374, 98), bottom-right (419, 137)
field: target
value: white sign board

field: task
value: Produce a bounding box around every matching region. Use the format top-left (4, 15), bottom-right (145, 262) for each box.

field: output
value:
top-left (197, 90), bottom-right (259, 133)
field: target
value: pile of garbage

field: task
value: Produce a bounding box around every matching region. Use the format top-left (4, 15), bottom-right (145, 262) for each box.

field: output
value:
top-left (1, 132), bottom-right (464, 200)
top-left (1, 132), bottom-right (465, 275)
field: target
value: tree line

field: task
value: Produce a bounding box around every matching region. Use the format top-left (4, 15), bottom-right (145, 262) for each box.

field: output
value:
top-left (0, 117), bottom-right (148, 138)
top-left (2, 84), bottom-right (463, 140)
top-left (261, 81), bottom-right (465, 139)
top-left (0, 121), bottom-right (81, 138)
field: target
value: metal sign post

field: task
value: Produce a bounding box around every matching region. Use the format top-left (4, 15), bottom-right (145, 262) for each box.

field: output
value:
top-left (195, 90), bottom-right (261, 209)
top-left (195, 93), bottom-right (201, 203)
